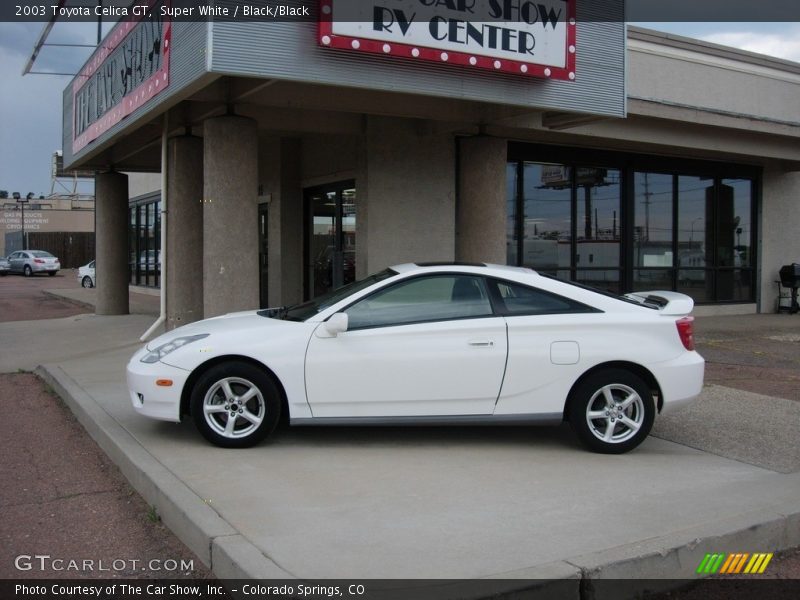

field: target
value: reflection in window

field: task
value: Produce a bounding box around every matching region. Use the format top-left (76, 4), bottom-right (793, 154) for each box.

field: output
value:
top-left (506, 163), bottom-right (518, 266)
top-left (634, 173), bottom-right (673, 268)
top-left (521, 163), bottom-right (571, 273)
top-left (346, 275), bottom-right (492, 329)
top-left (492, 279), bottom-right (592, 315)
top-left (576, 168), bottom-right (620, 268)
top-left (506, 157), bottom-right (756, 303)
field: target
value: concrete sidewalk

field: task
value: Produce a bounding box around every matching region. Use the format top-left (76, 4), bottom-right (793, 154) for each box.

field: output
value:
top-left (3, 311), bottom-right (800, 598)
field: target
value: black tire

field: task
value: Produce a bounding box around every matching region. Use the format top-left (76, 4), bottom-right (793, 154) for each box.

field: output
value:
top-left (23, 265), bottom-right (32, 277)
top-left (190, 361), bottom-right (281, 448)
top-left (567, 369), bottom-right (655, 454)
top-left (82, 276), bottom-right (94, 288)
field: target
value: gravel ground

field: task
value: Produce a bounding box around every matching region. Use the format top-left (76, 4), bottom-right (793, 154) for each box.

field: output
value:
top-left (0, 372), bottom-right (212, 580)
top-left (695, 314), bottom-right (800, 402)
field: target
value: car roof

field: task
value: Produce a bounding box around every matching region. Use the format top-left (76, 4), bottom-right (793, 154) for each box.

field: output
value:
top-left (392, 262), bottom-right (535, 276)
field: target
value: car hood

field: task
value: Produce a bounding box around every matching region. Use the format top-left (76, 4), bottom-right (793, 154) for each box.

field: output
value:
top-left (145, 310), bottom-right (297, 350)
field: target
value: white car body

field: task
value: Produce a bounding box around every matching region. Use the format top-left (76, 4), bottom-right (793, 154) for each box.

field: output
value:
top-left (78, 261), bottom-right (96, 288)
top-left (127, 263), bottom-right (704, 453)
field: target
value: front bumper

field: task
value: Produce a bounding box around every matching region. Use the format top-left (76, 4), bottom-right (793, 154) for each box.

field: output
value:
top-left (127, 346), bottom-right (190, 423)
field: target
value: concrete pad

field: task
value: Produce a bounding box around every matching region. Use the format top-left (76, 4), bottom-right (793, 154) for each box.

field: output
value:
top-left (0, 313), bottom-right (161, 373)
top-left (11, 313), bottom-right (800, 589)
top-left (653, 384), bottom-right (800, 473)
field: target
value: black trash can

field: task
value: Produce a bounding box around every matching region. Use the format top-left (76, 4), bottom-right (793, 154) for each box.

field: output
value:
top-left (779, 263), bottom-right (800, 314)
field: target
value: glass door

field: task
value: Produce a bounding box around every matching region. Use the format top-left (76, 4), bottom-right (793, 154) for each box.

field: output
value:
top-left (305, 181), bottom-right (356, 300)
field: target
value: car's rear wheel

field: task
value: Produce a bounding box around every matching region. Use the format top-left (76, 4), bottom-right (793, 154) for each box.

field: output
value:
top-left (568, 369), bottom-right (655, 454)
top-left (23, 265), bottom-right (32, 277)
top-left (82, 276), bottom-right (94, 288)
top-left (190, 361), bottom-right (280, 448)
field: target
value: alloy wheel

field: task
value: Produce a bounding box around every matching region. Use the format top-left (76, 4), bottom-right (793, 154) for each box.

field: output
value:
top-left (202, 377), bottom-right (266, 440)
top-left (585, 383), bottom-right (645, 444)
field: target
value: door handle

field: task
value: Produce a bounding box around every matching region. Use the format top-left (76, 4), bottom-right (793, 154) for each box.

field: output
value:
top-left (468, 340), bottom-right (494, 347)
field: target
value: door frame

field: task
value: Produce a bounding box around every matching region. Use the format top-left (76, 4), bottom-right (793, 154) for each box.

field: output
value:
top-left (303, 179), bottom-right (356, 301)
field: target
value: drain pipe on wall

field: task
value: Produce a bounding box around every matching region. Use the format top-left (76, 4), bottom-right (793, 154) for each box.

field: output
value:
top-left (140, 112), bottom-right (168, 341)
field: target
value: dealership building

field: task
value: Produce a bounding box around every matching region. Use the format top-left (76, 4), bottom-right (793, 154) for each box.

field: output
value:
top-left (60, 1), bottom-right (800, 328)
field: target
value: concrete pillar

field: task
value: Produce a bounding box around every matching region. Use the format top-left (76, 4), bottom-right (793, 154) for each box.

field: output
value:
top-left (456, 136), bottom-right (507, 264)
top-left (166, 135), bottom-right (203, 330)
top-left (203, 116), bottom-right (259, 317)
top-left (760, 167), bottom-right (800, 313)
top-left (364, 116), bottom-right (456, 272)
top-left (95, 171), bottom-right (130, 315)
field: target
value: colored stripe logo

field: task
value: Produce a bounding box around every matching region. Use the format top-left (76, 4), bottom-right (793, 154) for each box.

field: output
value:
top-left (696, 552), bottom-right (773, 574)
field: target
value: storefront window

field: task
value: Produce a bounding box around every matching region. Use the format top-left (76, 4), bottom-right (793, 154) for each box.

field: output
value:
top-left (520, 162), bottom-right (571, 274)
top-left (305, 182), bottom-right (357, 300)
top-left (506, 153), bottom-right (757, 304)
top-left (506, 163), bottom-right (518, 266)
top-left (128, 195), bottom-right (162, 288)
top-left (575, 167), bottom-right (621, 292)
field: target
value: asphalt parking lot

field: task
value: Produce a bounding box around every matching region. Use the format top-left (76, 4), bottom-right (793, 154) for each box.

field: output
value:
top-left (2, 274), bottom-right (799, 593)
top-left (0, 271), bottom-right (85, 322)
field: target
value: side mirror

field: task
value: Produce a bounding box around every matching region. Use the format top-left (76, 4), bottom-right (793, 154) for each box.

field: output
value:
top-left (321, 313), bottom-right (349, 338)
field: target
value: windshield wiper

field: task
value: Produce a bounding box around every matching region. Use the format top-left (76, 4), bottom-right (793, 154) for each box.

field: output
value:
top-left (258, 306), bottom-right (290, 320)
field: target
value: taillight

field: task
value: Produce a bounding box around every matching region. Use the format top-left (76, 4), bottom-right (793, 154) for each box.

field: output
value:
top-left (34, 259), bottom-right (45, 264)
top-left (676, 316), bottom-right (695, 351)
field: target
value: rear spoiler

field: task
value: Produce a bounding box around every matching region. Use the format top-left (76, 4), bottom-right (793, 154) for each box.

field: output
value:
top-left (624, 291), bottom-right (694, 316)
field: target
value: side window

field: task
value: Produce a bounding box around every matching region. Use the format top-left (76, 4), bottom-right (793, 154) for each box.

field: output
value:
top-left (490, 279), bottom-right (594, 315)
top-left (345, 275), bottom-right (492, 329)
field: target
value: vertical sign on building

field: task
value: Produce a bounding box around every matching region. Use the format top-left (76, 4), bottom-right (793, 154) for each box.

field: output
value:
top-left (319, 0), bottom-right (576, 80)
top-left (72, 0), bottom-right (172, 153)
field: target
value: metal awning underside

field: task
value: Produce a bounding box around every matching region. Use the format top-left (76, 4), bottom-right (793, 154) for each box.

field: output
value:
top-left (22, 0), bottom-right (130, 76)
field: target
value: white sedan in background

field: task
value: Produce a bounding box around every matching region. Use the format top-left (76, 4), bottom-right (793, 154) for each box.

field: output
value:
top-left (127, 263), bottom-right (704, 454)
top-left (78, 260), bottom-right (95, 288)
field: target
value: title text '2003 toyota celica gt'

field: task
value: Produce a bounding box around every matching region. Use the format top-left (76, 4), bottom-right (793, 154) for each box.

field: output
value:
top-left (127, 263), bottom-right (704, 454)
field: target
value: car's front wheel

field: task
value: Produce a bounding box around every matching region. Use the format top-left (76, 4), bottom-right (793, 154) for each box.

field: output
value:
top-left (23, 265), bottom-right (32, 277)
top-left (190, 361), bottom-right (281, 448)
top-left (82, 276), bottom-right (94, 288)
top-left (567, 369), bottom-right (655, 454)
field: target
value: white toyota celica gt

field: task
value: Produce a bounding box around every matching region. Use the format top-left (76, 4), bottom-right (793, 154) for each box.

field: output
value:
top-left (128, 263), bottom-right (704, 454)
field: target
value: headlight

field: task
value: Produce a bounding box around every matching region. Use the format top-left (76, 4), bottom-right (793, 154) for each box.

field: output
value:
top-left (140, 334), bottom-right (209, 363)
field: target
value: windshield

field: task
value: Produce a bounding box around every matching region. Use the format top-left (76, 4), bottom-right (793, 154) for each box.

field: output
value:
top-left (264, 269), bottom-right (397, 321)
top-left (30, 251), bottom-right (54, 258)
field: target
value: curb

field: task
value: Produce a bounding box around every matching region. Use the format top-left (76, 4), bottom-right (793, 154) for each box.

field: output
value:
top-left (42, 289), bottom-right (96, 312)
top-left (36, 364), bottom-right (800, 599)
top-left (35, 364), bottom-right (288, 578)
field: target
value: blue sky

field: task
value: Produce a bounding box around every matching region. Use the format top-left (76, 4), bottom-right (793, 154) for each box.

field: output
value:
top-left (1, 21), bottom-right (799, 198)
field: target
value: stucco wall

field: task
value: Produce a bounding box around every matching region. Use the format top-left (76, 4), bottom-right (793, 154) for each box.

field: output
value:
top-left (761, 167), bottom-right (800, 313)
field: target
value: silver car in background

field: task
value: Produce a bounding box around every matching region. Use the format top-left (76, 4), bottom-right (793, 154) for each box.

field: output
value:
top-left (6, 250), bottom-right (60, 276)
top-left (0, 257), bottom-right (9, 276)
